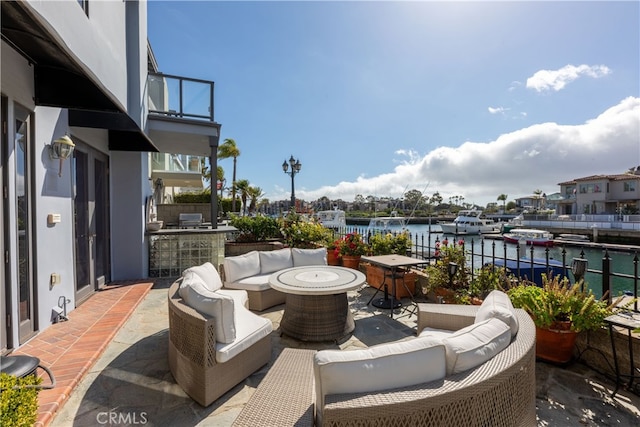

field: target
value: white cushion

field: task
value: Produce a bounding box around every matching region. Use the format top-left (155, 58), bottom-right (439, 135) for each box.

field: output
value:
top-left (224, 274), bottom-right (272, 292)
top-left (215, 306), bottom-right (273, 363)
top-left (475, 290), bottom-right (519, 337)
top-left (292, 248), bottom-right (327, 267)
top-left (314, 336), bottom-right (446, 416)
top-left (443, 318), bottom-right (511, 375)
top-left (259, 248), bottom-right (293, 274)
top-left (223, 251), bottom-right (261, 283)
top-left (216, 288), bottom-right (249, 309)
top-left (182, 262), bottom-right (222, 291)
top-left (179, 276), bottom-right (236, 344)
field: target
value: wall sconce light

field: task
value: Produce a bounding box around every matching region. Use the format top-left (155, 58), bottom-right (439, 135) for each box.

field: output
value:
top-left (48, 135), bottom-right (75, 177)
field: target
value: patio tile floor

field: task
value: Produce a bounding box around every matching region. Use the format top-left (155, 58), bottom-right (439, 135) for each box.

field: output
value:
top-left (8, 278), bottom-right (640, 426)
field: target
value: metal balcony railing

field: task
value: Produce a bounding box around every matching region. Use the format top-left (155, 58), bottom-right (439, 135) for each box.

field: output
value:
top-left (148, 72), bottom-right (214, 122)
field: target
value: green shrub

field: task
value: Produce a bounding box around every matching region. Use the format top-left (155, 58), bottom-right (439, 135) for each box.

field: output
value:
top-left (173, 190), bottom-right (211, 203)
top-left (368, 232), bottom-right (411, 255)
top-left (229, 215), bottom-right (281, 242)
top-left (279, 212), bottom-right (333, 248)
top-left (0, 372), bottom-right (42, 427)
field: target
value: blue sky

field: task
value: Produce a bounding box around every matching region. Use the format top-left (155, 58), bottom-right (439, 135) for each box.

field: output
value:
top-left (148, 1), bottom-right (640, 207)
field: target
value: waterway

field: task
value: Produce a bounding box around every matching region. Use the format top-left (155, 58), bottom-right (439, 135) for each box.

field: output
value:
top-left (404, 224), bottom-right (637, 300)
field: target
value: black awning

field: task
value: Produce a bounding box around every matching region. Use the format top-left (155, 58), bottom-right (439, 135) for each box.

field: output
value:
top-left (69, 110), bottom-right (159, 152)
top-left (2, 2), bottom-right (158, 153)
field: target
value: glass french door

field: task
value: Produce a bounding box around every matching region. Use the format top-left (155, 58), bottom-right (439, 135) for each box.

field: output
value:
top-left (1, 96), bottom-right (7, 352)
top-left (73, 143), bottom-right (110, 305)
top-left (15, 104), bottom-right (36, 344)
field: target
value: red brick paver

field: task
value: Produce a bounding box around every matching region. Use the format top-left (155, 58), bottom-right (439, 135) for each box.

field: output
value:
top-left (13, 281), bottom-right (154, 427)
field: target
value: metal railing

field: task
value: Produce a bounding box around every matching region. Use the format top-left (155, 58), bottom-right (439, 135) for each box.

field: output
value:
top-left (332, 226), bottom-right (639, 312)
top-left (148, 72), bottom-right (214, 122)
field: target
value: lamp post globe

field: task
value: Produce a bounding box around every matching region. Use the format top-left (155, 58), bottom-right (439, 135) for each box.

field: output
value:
top-left (282, 155), bottom-right (301, 211)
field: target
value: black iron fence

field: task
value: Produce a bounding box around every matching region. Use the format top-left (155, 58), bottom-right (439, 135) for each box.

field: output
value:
top-left (333, 226), bottom-right (639, 312)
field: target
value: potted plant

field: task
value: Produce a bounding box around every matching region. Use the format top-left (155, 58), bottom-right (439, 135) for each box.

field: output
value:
top-left (365, 232), bottom-right (416, 298)
top-left (279, 213), bottom-right (333, 249)
top-left (422, 238), bottom-right (470, 303)
top-left (507, 274), bottom-right (620, 363)
top-left (337, 232), bottom-right (369, 269)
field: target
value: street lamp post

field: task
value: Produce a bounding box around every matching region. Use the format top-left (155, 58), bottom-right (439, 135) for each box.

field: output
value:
top-left (282, 155), bottom-right (302, 211)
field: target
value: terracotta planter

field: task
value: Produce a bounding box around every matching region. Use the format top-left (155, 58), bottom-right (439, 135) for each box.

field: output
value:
top-left (535, 323), bottom-right (577, 364)
top-left (341, 255), bottom-right (361, 270)
top-left (327, 249), bottom-right (340, 266)
top-left (433, 287), bottom-right (457, 304)
top-left (365, 264), bottom-right (416, 298)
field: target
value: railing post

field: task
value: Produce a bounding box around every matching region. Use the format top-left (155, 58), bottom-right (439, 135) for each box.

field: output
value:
top-left (602, 250), bottom-right (611, 304)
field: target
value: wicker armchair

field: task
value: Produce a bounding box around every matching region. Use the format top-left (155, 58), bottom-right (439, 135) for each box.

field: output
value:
top-left (167, 281), bottom-right (272, 406)
top-left (318, 304), bottom-right (536, 427)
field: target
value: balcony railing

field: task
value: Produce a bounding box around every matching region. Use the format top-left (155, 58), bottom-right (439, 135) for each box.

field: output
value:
top-left (151, 153), bottom-right (202, 174)
top-left (148, 72), bottom-right (214, 122)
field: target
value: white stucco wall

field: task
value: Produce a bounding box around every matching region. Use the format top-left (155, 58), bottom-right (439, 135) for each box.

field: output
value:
top-left (34, 107), bottom-right (78, 325)
top-left (110, 151), bottom-right (150, 281)
top-left (27, 0), bottom-right (129, 109)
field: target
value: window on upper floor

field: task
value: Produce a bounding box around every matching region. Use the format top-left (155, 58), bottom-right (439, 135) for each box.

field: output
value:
top-left (579, 183), bottom-right (602, 194)
top-left (623, 181), bottom-right (636, 192)
top-left (77, 0), bottom-right (89, 16)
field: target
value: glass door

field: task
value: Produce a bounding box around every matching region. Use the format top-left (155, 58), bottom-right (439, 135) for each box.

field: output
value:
top-left (15, 104), bottom-right (35, 344)
top-left (73, 143), bottom-right (110, 305)
top-left (1, 96), bottom-right (7, 352)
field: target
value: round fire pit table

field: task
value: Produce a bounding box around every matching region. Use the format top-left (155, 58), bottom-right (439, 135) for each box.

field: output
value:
top-left (269, 266), bottom-right (366, 342)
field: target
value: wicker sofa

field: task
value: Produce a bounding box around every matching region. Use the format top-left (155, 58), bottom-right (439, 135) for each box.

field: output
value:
top-left (167, 274), bottom-right (272, 407)
top-left (234, 301), bottom-right (536, 427)
top-left (219, 247), bottom-right (327, 311)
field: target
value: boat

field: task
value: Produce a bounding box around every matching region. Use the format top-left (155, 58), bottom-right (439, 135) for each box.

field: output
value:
top-left (491, 257), bottom-right (566, 287)
top-left (503, 228), bottom-right (554, 247)
top-left (314, 209), bottom-right (346, 229)
top-left (555, 233), bottom-right (590, 243)
top-left (500, 213), bottom-right (524, 233)
top-left (439, 210), bottom-right (501, 235)
top-left (366, 215), bottom-right (408, 236)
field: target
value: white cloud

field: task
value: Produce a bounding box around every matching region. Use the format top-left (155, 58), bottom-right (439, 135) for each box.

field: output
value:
top-left (296, 97), bottom-right (640, 206)
top-left (488, 106), bottom-right (509, 115)
top-left (526, 64), bottom-right (611, 92)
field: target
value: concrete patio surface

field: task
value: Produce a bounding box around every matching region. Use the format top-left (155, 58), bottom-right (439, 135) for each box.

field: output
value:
top-left (38, 279), bottom-right (640, 426)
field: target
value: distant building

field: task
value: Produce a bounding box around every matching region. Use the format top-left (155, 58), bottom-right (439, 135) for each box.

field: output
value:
top-left (557, 167), bottom-right (640, 215)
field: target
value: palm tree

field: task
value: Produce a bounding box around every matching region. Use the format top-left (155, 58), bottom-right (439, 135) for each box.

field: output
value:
top-left (497, 194), bottom-right (508, 213)
top-left (235, 179), bottom-right (250, 215)
top-left (247, 186), bottom-right (264, 214)
top-left (218, 138), bottom-right (241, 212)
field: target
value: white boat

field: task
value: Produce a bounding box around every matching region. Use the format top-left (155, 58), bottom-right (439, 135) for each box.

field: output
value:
top-left (366, 215), bottom-right (408, 235)
top-left (555, 233), bottom-right (590, 242)
top-left (314, 209), bottom-right (346, 229)
top-left (503, 228), bottom-right (554, 247)
top-left (439, 210), bottom-right (501, 235)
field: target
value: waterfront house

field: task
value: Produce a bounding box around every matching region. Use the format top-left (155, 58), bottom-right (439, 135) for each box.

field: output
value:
top-left (557, 167), bottom-right (640, 215)
top-left (1, 0), bottom-right (219, 353)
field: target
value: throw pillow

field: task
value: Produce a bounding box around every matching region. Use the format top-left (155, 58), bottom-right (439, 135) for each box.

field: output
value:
top-left (179, 275), bottom-right (236, 343)
top-left (292, 247), bottom-right (327, 266)
top-left (259, 248), bottom-right (293, 274)
top-left (223, 251), bottom-right (261, 283)
top-left (475, 290), bottom-right (519, 337)
top-left (182, 262), bottom-right (223, 291)
top-left (442, 317), bottom-right (511, 375)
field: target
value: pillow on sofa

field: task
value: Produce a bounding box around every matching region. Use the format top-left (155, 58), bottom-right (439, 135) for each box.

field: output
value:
top-left (475, 290), bottom-right (519, 337)
top-left (182, 262), bottom-right (222, 291)
top-left (259, 248), bottom-right (293, 274)
top-left (292, 248), bottom-right (327, 267)
top-left (442, 317), bottom-right (511, 375)
top-left (179, 275), bottom-right (236, 344)
top-left (223, 251), bottom-right (261, 283)
top-left (313, 336), bottom-right (445, 414)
